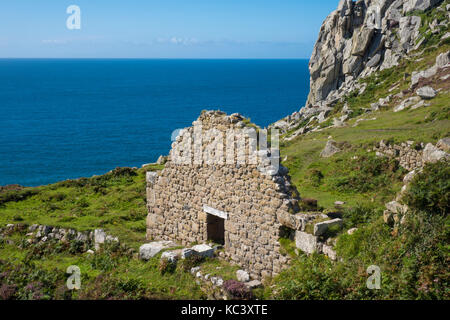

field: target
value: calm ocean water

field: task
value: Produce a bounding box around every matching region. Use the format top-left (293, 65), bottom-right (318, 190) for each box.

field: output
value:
top-left (0, 59), bottom-right (309, 186)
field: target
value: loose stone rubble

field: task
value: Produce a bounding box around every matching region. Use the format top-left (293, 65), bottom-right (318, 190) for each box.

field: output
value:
top-left (0, 223), bottom-right (119, 251)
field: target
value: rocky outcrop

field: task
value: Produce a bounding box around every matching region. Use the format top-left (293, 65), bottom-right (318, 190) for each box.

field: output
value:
top-left (412, 51), bottom-right (450, 86)
top-left (272, 0), bottom-right (445, 134)
top-left (416, 86), bottom-right (437, 99)
top-left (422, 143), bottom-right (450, 163)
top-left (0, 223), bottom-right (119, 250)
top-left (403, 0), bottom-right (442, 12)
top-left (320, 140), bottom-right (342, 158)
top-left (305, 0), bottom-right (443, 111)
top-left (311, 0), bottom-right (446, 108)
top-left (436, 137), bottom-right (450, 152)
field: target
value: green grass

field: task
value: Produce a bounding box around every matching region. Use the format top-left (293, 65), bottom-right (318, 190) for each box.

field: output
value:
top-left (0, 165), bottom-right (164, 249)
top-left (281, 70), bottom-right (449, 210)
top-left (268, 203), bottom-right (449, 300)
top-left (270, 22), bottom-right (450, 298)
top-left (266, 14), bottom-right (450, 299)
top-left (198, 258), bottom-right (240, 281)
top-left (0, 236), bottom-right (206, 300)
top-left (408, 0), bottom-right (450, 47)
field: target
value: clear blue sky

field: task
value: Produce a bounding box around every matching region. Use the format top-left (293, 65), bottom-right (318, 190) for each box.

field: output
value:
top-left (0, 0), bottom-right (339, 58)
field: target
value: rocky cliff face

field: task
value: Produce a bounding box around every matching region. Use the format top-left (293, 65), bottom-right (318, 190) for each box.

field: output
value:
top-left (276, 0), bottom-right (445, 127)
top-left (306, 0), bottom-right (443, 111)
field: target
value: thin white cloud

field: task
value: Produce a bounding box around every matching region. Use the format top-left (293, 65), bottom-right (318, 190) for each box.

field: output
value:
top-left (41, 39), bottom-right (70, 45)
top-left (154, 37), bottom-right (199, 46)
top-left (152, 37), bottom-right (304, 47)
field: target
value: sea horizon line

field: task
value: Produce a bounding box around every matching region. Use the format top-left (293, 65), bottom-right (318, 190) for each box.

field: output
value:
top-left (0, 57), bottom-right (310, 60)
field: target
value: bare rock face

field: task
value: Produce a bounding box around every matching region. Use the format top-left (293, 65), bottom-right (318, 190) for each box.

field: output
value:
top-left (436, 50), bottom-right (450, 69)
top-left (422, 143), bottom-right (450, 163)
top-left (436, 137), bottom-right (450, 152)
top-left (403, 0), bottom-right (442, 13)
top-left (352, 27), bottom-right (376, 56)
top-left (295, 231), bottom-right (322, 254)
top-left (320, 140), bottom-right (341, 158)
top-left (139, 241), bottom-right (177, 260)
top-left (398, 15), bottom-right (422, 51)
top-left (236, 270), bottom-right (250, 282)
top-left (416, 86), bottom-right (437, 99)
top-left (302, 0), bottom-right (443, 116)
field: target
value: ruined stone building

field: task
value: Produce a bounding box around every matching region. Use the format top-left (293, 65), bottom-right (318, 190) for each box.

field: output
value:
top-left (145, 111), bottom-right (300, 279)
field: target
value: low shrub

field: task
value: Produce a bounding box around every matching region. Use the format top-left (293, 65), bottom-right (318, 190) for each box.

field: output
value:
top-left (271, 254), bottom-right (344, 300)
top-left (342, 203), bottom-right (381, 229)
top-left (109, 167), bottom-right (137, 178)
top-left (179, 255), bottom-right (204, 273)
top-left (0, 188), bottom-right (39, 206)
top-left (299, 198), bottom-right (318, 211)
top-left (403, 160), bottom-right (449, 215)
top-left (223, 280), bottom-right (253, 300)
top-left (0, 284), bottom-right (17, 300)
top-left (331, 154), bottom-right (404, 193)
top-left (306, 169), bottom-right (324, 187)
top-left (78, 274), bottom-right (164, 300)
top-left (68, 240), bottom-right (86, 254)
top-left (90, 253), bottom-right (117, 272)
top-left (159, 258), bottom-right (176, 275)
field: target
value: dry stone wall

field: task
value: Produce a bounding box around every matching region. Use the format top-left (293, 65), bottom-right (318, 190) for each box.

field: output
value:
top-left (374, 138), bottom-right (450, 171)
top-left (374, 140), bottom-right (424, 171)
top-left (146, 111), bottom-right (299, 279)
top-left (0, 223), bottom-right (119, 251)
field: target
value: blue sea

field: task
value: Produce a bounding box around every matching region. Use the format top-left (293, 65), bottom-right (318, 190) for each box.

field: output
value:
top-left (0, 59), bottom-right (310, 186)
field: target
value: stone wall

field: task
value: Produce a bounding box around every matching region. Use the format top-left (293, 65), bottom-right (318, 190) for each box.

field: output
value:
top-left (146, 111), bottom-right (299, 279)
top-left (374, 140), bottom-right (424, 171)
top-left (374, 138), bottom-right (450, 171)
top-left (0, 223), bottom-right (119, 251)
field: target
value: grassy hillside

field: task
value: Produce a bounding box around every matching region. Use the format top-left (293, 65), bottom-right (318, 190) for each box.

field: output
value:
top-left (0, 165), bottom-right (162, 249)
top-left (0, 165), bottom-right (244, 300)
top-left (267, 4), bottom-right (450, 299)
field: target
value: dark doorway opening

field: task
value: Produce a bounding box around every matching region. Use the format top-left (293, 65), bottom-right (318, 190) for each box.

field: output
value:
top-left (207, 214), bottom-right (225, 245)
